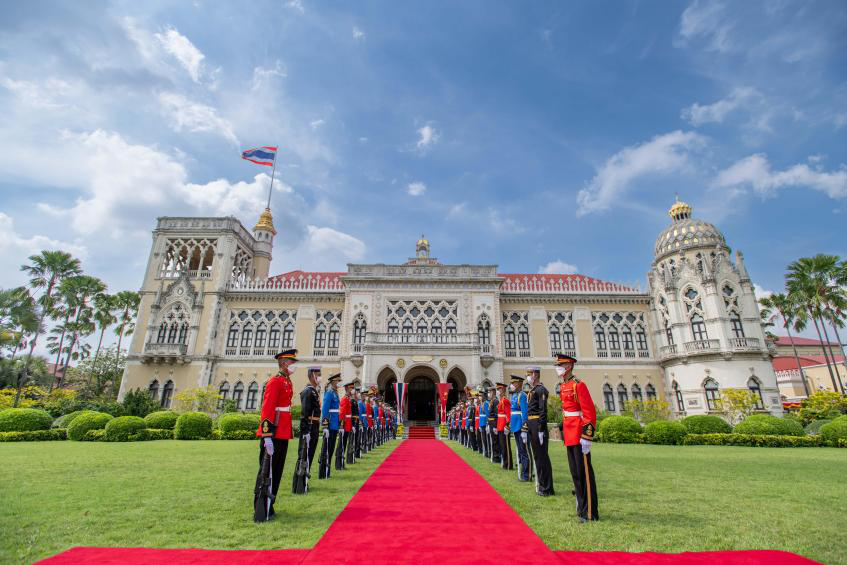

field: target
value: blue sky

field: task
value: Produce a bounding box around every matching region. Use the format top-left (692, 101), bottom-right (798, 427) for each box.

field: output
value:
top-left (1, 0), bottom-right (845, 306)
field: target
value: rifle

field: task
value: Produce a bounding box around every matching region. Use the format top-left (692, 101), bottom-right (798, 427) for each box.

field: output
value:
top-left (253, 453), bottom-right (274, 522)
top-left (292, 431), bottom-right (310, 494)
top-left (318, 428), bottom-right (329, 479)
top-left (335, 430), bottom-right (345, 470)
top-left (346, 426), bottom-right (355, 464)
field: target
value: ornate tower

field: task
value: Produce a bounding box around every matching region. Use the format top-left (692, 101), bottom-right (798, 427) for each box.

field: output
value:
top-left (648, 198), bottom-right (781, 418)
top-left (252, 207), bottom-right (276, 280)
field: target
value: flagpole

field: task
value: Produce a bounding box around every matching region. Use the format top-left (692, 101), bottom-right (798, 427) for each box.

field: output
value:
top-left (265, 150), bottom-right (277, 209)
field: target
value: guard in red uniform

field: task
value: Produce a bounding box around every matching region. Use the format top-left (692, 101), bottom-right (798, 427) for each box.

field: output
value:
top-left (255, 348), bottom-right (296, 519)
top-left (336, 379), bottom-right (354, 470)
top-left (496, 382), bottom-right (513, 470)
top-left (556, 353), bottom-right (598, 522)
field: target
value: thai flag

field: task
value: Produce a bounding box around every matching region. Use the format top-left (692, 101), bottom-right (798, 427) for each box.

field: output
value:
top-left (241, 146), bottom-right (277, 166)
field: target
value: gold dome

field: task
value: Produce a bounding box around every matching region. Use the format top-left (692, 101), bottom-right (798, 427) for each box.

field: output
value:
top-left (416, 234), bottom-right (429, 248)
top-left (668, 197), bottom-right (692, 222)
top-left (253, 207), bottom-right (277, 235)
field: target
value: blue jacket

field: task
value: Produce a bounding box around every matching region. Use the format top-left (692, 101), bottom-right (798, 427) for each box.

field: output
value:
top-left (465, 405), bottom-right (473, 427)
top-left (479, 400), bottom-right (489, 427)
top-left (322, 388), bottom-right (340, 430)
top-left (510, 391), bottom-right (528, 431)
top-left (358, 400), bottom-right (369, 428)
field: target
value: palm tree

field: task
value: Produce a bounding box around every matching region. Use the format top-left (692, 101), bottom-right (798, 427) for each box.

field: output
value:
top-left (55, 276), bottom-right (106, 389)
top-left (89, 293), bottom-right (117, 389)
top-left (824, 259), bottom-right (847, 387)
top-left (112, 291), bottom-right (141, 387)
top-left (760, 293), bottom-right (811, 397)
top-left (787, 255), bottom-right (843, 393)
top-left (0, 287), bottom-right (39, 357)
top-left (15, 251), bottom-right (81, 406)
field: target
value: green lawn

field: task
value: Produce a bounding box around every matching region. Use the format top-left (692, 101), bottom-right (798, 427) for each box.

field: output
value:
top-left (449, 441), bottom-right (846, 564)
top-left (1, 439), bottom-right (397, 563)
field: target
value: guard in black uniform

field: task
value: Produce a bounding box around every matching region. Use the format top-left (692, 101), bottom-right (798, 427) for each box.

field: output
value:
top-left (487, 387), bottom-right (500, 463)
top-left (526, 366), bottom-right (554, 496)
top-left (292, 367), bottom-right (321, 494)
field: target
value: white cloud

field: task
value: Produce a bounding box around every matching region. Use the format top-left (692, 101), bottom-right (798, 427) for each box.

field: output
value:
top-left (448, 202), bottom-right (467, 217)
top-left (352, 26), bottom-right (366, 40)
top-left (576, 130), bottom-right (706, 216)
top-left (682, 87), bottom-right (759, 126)
top-left (1, 77), bottom-right (74, 110)
top-left (158, 92), bottom-right (239, 144)
top-left (310, 119), bottom-right (325, 130)
top-left (252, 61), bottom-right (287, 91)
top-left (416, 124), bottom-right (440, 151)
top-left (539, 260), bottom-right (579, 274)
top-left (287, 0), bottom-right (304, 13)
top-left (676, 0), bottom-right (733, 52)
top-left (154, 26), bottom-right (206, 83)
top-left (753, 283), bottom-right (774, 302)
top-left (305, 225), bottom-right (365, 263)
top-left (714, 153), bottom-right (847, 199)
top-left (407, 181), bottom-right (426, 196)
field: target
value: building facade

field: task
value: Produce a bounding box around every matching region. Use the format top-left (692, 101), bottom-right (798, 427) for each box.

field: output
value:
top-left (118, 199), bottom-right (782, 420)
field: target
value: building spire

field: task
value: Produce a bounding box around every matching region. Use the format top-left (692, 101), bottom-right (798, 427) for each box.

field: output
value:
top-left (254, 207), bottom-right (276, 235)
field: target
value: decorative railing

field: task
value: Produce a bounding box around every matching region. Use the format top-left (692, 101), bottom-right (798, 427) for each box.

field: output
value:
top-left (659, 344), bottom-right (677, 358)
top-left (480, 343), bottom-right (494, 355)
top-left (144, 342), bottom-right (188, 356)
top-left (499, 274), bottom-right (642, 295)
top-left (729, 337), bottom-right (761, 350)
top-left (352, 343), bottom-right (364, 354)
top-left (158, 269), bottom-right (213, 279)
top-left (229, 272), bottom-right (345, 292)
top-left (365, 332), bottom-right (477, 347)
top-left (683, 339), bottom-right (721, 353)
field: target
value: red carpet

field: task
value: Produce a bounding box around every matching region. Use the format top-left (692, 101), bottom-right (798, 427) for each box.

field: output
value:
top-left (39, 439), bottom-right (818, 564)
top-left (406, 425), bottom-right (435, 438)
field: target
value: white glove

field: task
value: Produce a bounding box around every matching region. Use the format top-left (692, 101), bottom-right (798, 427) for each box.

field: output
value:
top-left (521, 432), bottom-right (528, 444)
top-left (538, 432), bottom-right (544, 445)
top-left (263, 437), bottom-right (274, 456)
top-left (580, 438), bottom-right (591, 454)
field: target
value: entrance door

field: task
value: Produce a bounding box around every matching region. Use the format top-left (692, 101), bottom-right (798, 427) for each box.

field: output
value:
top-left (407, 376), bottom-right (436, 421)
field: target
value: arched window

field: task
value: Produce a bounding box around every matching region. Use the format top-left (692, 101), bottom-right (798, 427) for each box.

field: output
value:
top-left (730, 312), bottom-right (745, 339)
top-left (387, 319), bottom-right (398, 333)
top-left (161, 380), bottom-right (174, 408)
top-left (218, 381), bottom-right (230, 409)
top-left (504, 325), bottom-right (516, 353)
top-left (327, 324), bottom-right (340, 350)
top-left (226, 323), bottom-right (239, 348)
top-left (281, 322), bottom-right (294, 348)
top-left (623, 328), bottom-right (634, 351)
top-left (517, 325), bottom-right (530, 353)
top-left (636, 327), bottom-right (648, 355)
top-left (603, 384), bottom-right (615, 412)
top-left (233, 382), bottom-right (244, 409)
top-left (445, 319), bottom-right (457, 334)
top-left (255, 323), bottom-right (267, 349)
top-left (690, 313), bottom-right (708, 341)
top-left (240, 324), bottom-right (253, 348)
top-left (748, 377), bottom-right (764, 410)
top-left (432, 319), bottom-right (442, 333)
top-left (246, 382), bottom-right (259, 410)
top-left (148, 379), bottom-right (159, 400)
top-left (617, 384), bottom-right (628, 409)
top-left (673, 381), bottom-right (684, 412)
top-left (562, 326), bottom-right (575, 351)
top-left (664, 320), bottom-right (674, 345)
top-left (177, 323), bottom-right (188, 344)
top-left (632, 384), bottom-right (642, 402)
top-left (353, 315), bottom-right (367, 344)
top-left (704, 378), bottom-right (719, 411)
top-left (268, 323), bottom-right (280, 350)
top-left (416, 319), bottom-right (428, 333)
top-left (167, 323), bottom-right (178, 344)
top-left (549, 326), bottom-right (562, 352)
top-left (608, 328), bottom-right (620, 350)
top-left (157, 323), bottom-right (167, 343)
top-left (594, 327), bottom-right (607, 351)
top-left (314, 323), bottom-right (326, 349)
top-left (646, 383), bottom-right (656, 400)
top-left (477, 316), bottom-right (491, 345)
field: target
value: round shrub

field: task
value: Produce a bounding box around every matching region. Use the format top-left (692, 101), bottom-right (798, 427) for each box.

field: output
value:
top-left (644, 420), bottom-right (688, 445)
top-left (218, 413), bottom-right (261, 433)
top-left (597, 415), bottom-right (642, 443)
top-left (105, 416), bottom-right (147, 442)
top-left (144, 410), bottom-right (179, 430)
top-left (819, 415), bottom-right (847, 443)
top-left (0, 408), bottom-right (53, 432)
top-left (681, 414), bottom-right (732, 434)
top-left (53, 410), bottom-right (86, 429)
top-left (734, 414), bottom-right (804, 437)
top-left (175, 412), bottom-right (213, 440)
top-left (67, 411), bottom-right (114, 441)
top-left (804, 419), bottom-right (834, 436)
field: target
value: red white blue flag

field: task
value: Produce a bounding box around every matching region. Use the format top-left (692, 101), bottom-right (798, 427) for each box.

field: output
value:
top-left (241, 146), bottom-right (277, 166)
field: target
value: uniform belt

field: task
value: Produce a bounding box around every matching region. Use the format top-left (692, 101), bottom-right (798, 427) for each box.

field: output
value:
top-left (309, 416), bottom-right (320, 421)
top-left (352, 416), bottom-right (359, 419)
top-left (329, 409), bottom-right (339, 413)
top-left (528, 415), bottom-right (540, 420)
top-left (564, 410), bottom-right (582, 417)
top-left (275, 407), bottom-right (290, 412)
top-left (345, 415), bottom-right (352, 418)
top-left (497, 414), bottom-right (507, 419)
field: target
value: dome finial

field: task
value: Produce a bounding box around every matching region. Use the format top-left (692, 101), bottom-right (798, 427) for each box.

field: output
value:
top-left (416, 234), bottom-right (430, 258)
top-left (253, 207), bottom-right (277, 235)
top-left (668, 197), bottom-right (692, 222)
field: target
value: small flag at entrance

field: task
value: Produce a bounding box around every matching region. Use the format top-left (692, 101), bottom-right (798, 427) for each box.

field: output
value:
top-left (394, 382), bottom-right (406, 424)
top-left (241, 146), bottom-right (278, 166)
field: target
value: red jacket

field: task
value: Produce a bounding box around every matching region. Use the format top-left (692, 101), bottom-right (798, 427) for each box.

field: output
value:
top-left (340, 395), bottom-right (352, 432)
top-left (366, 402), bottom-right (374, 426)
top-left (559, 377), bottom-right (597, 446)
top-left (474, 405), bottom-right (480, 430)
top-left (378, 406), bottom-right (385, 426)
top-left (496, 397), bottom-right (510, 432)
top-left (256, 373), bottom-right (293, 439)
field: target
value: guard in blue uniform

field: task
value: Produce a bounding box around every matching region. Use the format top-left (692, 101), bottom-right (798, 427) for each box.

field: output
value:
top-left (317, 373), bottom-right (341, 479)
top-left (479, 389), bottom-right (490, 458)
top-left (358, 391), bottom-right (369, 455)
top-left (510, 374), bottom-right (530, 481)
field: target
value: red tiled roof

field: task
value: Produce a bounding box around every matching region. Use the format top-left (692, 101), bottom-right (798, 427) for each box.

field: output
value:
top-left (773, 355), bottom-right (845, 372)
top-left (774, 336), bottom-right (839, 347)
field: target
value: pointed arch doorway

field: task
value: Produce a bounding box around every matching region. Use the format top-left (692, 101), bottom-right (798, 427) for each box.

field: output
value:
top-left (404, 366), bottom-right (439, 422)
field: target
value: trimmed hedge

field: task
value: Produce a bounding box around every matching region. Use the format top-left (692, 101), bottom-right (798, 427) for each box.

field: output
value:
top-left (682, 433), bottom-right (830, 448)
top-left (218, 413), bottom-right (261, 433)
top-left (175, 412), bottom-right (213, 440)
top-left (53, 410), bottom-right (86, 429)
top-left (0, 408), bottom-right (53, 432)
top-left (105, 416), bottom-right (148, 442)
top-left (83, 429), bottom-right (106, 441)
top-left (211, 428), bottom-right (222, 440)
top-left (146, 428), bottom-right (174, 440)
top-left (144, 411), bottom-right (179, 430)
top-left (819, 415), bottom-right (847, 443)
top-left (222, 429), bottom-right (258, 440)
top-left (681, 414), bottom-right (732, 434)
top-left (0, 429), bottom-right (67, 442)
top-left (734, 414), bottom-right (805, 437)
top-left (644, 420), bottom-right (687, 445)
top-left (67, 411), bottom-right (114, 441)
top-left (805, 419), bottom-right (834, 435)
top-left (597, 415), bottom-right (642, 443)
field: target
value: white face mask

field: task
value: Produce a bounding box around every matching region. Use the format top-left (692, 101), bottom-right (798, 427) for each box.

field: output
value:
top-left (509, 384), bottom-right (516, 392)
top-left (555, 366), bottom-right (566, 377)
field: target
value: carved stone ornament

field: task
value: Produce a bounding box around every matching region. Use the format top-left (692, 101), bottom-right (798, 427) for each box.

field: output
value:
top-left (396, 358), bottom-right (406, 368)
top-left (439, 358), bottom-right (448, 368)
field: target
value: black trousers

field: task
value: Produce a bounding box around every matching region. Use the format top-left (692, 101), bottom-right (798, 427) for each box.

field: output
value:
top-left (529, 421), bottom-right (554, 495)
top-left (305, 423), bottom-right (319, 468)
top-left (515, 430), bottom-right (531, 481)
top-left (318, 429), bottom-right (337, 479)
top-left (500, 431), bottom-right (513, 470)
top-left (489, 425), bottom-right (501, 463)
top-left (566, 444), bottom-right (598, 520)
top-left (335, 430), bottom-right (346, 470)
top-left (257, 438), bottom-right (288, 514)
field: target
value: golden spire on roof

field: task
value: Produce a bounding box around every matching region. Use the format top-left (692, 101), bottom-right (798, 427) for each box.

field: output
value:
top-left (668, 196), bottom-right (692, 222)
top-left (253, 207), bottom-right (277, 235)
